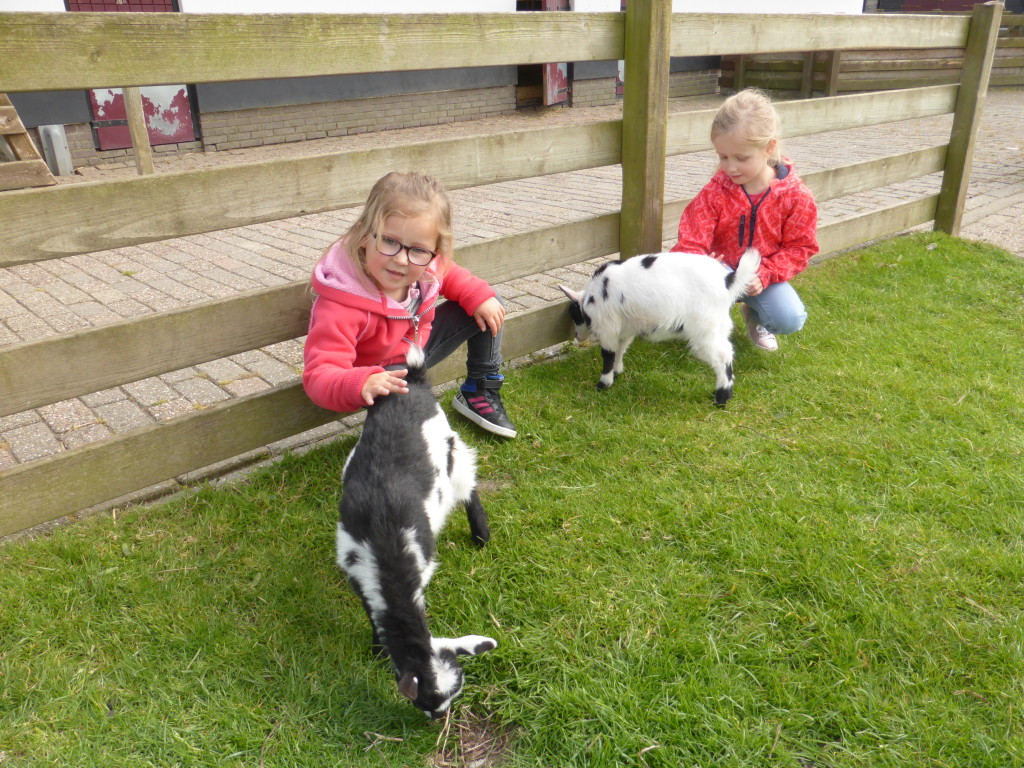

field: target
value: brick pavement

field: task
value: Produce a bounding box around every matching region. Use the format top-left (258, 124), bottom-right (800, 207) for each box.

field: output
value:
top-left (1, 89), bottom-right (1022, 491)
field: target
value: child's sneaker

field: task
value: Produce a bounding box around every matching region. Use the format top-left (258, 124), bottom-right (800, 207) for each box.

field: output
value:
top-left (452, 376), bottom-right (517, 438)
top-left (741, 304), bottom-right (778, 351)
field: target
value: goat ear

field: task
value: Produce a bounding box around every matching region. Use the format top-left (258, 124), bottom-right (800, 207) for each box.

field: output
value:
top-left (557, 284), bottom-right (583, 303)
top-left (397, 672), bottom-right (419, 701)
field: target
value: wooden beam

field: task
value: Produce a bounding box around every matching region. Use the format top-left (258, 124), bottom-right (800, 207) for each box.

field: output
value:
top-left (824, 50), bottom-right (842, 96)
top-left (0, 301), bottom-right (574, 537)
top-left (0, 12), bottom-right (624, 92)
top-left (935, 2), bottom-right (1002, 236)
top-left (0, 159), bottom-right (55, 192)
top-left (0, 120), bottom-right (622, 267)
top-left (123, 86), bottom-right (154, 176)
top-left (670, 12), bottom-right (969, 57)
top-left (0, 211), bottom-right (619, 418)
top-left (619, 0), bottom-right (671, 259)
top-left (667, 85), bottom-right (957, 157)
top-left (800, 52), bottom-right (816, 98)
top-left (816, 195), bottom-right (938, 257)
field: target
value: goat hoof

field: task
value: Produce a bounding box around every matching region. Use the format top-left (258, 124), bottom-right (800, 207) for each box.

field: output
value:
top-left (596, 381), bottom-right (612, 390)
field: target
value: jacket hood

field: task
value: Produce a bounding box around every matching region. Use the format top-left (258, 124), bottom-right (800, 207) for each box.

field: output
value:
top-left (311, 239), bottom-right (440, 315)
top-left (709, 160), bottom-right (802, 196)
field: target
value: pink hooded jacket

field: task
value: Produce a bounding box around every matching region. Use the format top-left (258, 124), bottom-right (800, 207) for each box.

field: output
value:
top-left (302, 240), bottom-right (495, 413)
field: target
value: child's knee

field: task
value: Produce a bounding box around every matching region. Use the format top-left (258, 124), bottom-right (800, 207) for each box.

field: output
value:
top-left (771, 307), bottom-right (807, 335)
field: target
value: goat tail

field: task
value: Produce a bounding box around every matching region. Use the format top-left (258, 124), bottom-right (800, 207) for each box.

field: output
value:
top-left (404, 344), bottom-right (429, 385)
top-left (729, 248), bottom-right (762, 302)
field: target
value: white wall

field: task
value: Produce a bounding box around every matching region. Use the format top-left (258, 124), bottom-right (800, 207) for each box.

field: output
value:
top-left (0, 0), bottom-right (65, 10)
top-left (179, 0), bottom-right (514, 11)
top-left (674, 0), bottom-right (862, 12)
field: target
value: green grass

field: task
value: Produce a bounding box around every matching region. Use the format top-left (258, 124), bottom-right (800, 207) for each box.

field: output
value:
top-left (2, 232), bottom-right (1023, 767)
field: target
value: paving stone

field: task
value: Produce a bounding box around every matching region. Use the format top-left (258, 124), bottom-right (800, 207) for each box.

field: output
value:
top-left (94, 400), bottom-right (155, 434)
top-left (150, 398), bottom-right (199, 422)
top-left (224, 376), bottom-right (272, 398)
top-left (173, 377), bottom-right (232, 406)
top-left (195, 359), bottom-right (248, 384)
top-left (61, 422), bottom-right (114, 450)
top-left (38, 399), bottom-right (98, 432)
top-left (123, 378), bottom-right (180, 407)
top-left (5, 422), bottom-right (64, 462)
top-left (80, 387), bottom-right (127, 407)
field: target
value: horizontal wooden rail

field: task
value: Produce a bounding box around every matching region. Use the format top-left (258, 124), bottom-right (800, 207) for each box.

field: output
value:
top-left (0, 300), bottom-right (574, 538)
top-left (816, 195), bottom-right (938, 256)
top-left (1, 87), bottom-right (955, 267)
top-left (0, 12), bottom-right (624, 92)
top-left (0, 211), bottom-right (620, 418)
top-left (0, 12), bottom-right (971, 93)
top-left (669, 12), bottom-right (968, 57)
top-left (0, 121), bottom-right (622, 266)
top-left (666, 85), bottom-right (957, 157)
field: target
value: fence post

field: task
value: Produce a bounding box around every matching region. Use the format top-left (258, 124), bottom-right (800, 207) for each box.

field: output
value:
top-left (824, 50), bottom-right (842, 97)
top-left (934, 1), bottom-right (1001, 236)
top-left (123, 86), bottom-right (155, 176)
top-left (619, 0), bottom-right (671, 259)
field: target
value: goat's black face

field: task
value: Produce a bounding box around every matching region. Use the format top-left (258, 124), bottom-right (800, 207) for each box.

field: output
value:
top-left (397, 651), bottom-right (466, 719)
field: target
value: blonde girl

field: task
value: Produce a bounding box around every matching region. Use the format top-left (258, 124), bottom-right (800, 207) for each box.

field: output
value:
top-left (303, 171), bottom-right (516, 437)
top-left (672, 88), bottom-right (818, 351)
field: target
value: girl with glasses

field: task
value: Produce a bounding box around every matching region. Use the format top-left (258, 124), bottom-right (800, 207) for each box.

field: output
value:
top-left (303, 171), bottom-right (516, 438)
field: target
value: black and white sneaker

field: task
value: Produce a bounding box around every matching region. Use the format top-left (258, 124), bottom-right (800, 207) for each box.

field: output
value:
top-left (452, 377), bottom-right (517, 438)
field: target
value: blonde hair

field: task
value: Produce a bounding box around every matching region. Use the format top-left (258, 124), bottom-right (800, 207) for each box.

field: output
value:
top-left (343, 171), bottom-right (454, 286)
top-left (711, 88), bottom-right (783, 167)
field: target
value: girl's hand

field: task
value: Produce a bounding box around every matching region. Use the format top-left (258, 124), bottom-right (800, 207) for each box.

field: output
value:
top-left (473, 297), bottom-right (505, 336)
top-left (361, 369), bottom-right (409, 405)
top-left (747, 275), bottom-right (764, 296)
top-left (709, 251), bottom-right (725, 263)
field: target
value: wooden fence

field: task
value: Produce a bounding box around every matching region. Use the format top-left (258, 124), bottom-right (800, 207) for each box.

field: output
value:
top-left (720, 11), bottom-right (1022, 96)
top-left (0, 2), bottom-right (1003, 538)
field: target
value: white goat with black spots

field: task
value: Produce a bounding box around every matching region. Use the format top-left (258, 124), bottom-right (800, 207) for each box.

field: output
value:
top-left (558, 249), bottom-right (761, 407)
top-left (336, 346), bottom-right (496, 719)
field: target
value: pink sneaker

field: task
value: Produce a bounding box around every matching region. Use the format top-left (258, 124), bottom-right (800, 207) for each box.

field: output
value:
top-left (741, 304), bottom-right (778, 351)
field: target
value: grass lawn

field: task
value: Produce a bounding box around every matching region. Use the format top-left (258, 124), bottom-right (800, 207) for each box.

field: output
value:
top-left (1, 232), bottom-right (1022, 767)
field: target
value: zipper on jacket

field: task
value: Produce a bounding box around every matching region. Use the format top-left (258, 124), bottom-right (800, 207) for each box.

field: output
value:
top-left (738, 215), bottom-right (745, 248)
top-left (742, 188), bottom-right (771, 249)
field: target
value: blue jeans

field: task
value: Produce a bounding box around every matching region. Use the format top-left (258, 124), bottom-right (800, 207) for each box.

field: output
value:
top-left (423, 295), bottom-right (504, 379)
top-left (741, 281), bottom-right (807, 335)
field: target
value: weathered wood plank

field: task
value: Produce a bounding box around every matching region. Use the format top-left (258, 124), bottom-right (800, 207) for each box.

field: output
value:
top-left (816, 195), bottom-right (938, 257)
top-left (123, 86), bottom-right (154, 176)
top-left (0, 12), bottom-right (624, 92)
top-left (935, 3), bottom-right (1002, 236)
top-left (0, 301), bottom-right (573, 537)
top-left (620, 0), bottom-right (671, 259)
top-left (667, 86), bottom-right (957, 157)
top-left (0, 283), bottom-right (312, 418)
top-left (0, 105), bottom-right (21, 134)
top-left (670, 12), bottom-right (968, 57)
top-left (0, 120), bottom-right (622, 267)
top-left (0, 211), bottom-right (618, 417)
top-left (0, 382), bottom-right (337, 538)
top-left (0, 159), bottom-right (56, 192)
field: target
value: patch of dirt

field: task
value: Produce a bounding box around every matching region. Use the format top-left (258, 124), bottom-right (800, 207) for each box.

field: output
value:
top-left (432, 709), bottom-right (513, 768)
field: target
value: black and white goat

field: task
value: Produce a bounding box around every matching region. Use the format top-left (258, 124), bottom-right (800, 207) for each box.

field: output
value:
top-left (336, 346), bottom-right (496, 719)
top-left (558, 248), bottom-right (761, 407)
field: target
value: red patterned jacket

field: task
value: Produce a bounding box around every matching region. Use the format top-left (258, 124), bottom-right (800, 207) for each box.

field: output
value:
top-left (670, 162), bottom-right (818, 287)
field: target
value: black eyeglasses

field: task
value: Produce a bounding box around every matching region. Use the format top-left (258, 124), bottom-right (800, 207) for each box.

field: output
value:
top-left (373, 233), bottom-right (439, 267)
